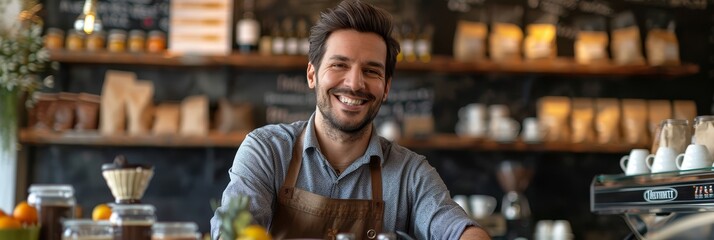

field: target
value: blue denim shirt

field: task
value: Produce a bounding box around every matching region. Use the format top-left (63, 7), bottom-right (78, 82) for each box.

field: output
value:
top-left (211, 114), bottom-right (476, 239)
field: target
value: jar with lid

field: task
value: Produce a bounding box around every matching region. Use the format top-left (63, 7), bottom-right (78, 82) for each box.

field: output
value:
top-left (108, 29), bottom-right (127, 53)
top-left (693, 115), bottom-right (714, 160)
top-left (651, 119), bottom-right (691, 154)
top-left (147, 30), bottom-right (166, 53)
top-left (128, 30), bottom-right (146, 53)
top-left (62, 219), bottom-right (112, 240)
top-left (85, 31), bottom-right (105, 52)
top-left (28, 184), bottom-right (76, 240)
top-left (44, 28), bottom-right (65, 50)
top-left (66, 30), bottom-right (85, 51)
top-left (110, 204), bottom-right (156, 240)
top-left (152, 222), bottom-right (201, 240)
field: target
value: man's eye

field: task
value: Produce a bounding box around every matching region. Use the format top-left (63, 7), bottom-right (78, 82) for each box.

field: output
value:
top-left (364, 69), bottom-right (383, 78)
top-left (331, 63), bottom-right (347, 69)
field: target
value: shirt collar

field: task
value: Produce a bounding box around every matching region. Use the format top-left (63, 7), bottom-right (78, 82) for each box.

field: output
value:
top-left (302, 113), bottom-right (385, 167)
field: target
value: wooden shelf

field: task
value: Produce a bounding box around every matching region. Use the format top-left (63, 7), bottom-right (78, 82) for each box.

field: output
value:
top-left (20, 129), bottom-right (644, 153)
top-left (397, 134), bottom-right (647, 153)
top-left (49, 50), bottom-right (699, 77)
top-left (19, 129), bottom-right (248, 148)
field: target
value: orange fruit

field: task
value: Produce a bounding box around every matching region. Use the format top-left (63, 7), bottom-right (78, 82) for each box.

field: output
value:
top-left (92, 204), bottom-right (112, 221)
top-left (12, 201), bottom-right (38, 225)
top-left (239, 224), bottom-right (272, 240)
top-left (0, 216), bottom-right (21, 229)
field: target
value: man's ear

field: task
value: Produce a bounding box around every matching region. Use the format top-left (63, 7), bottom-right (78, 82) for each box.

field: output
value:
top-left (307, 63), bottom-right (316, 89)
top-left (383, 78), bottom-right (392, 102)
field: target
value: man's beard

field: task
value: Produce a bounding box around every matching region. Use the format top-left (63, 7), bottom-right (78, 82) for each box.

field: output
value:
top-left (315, 76), bottom-right (383, 134)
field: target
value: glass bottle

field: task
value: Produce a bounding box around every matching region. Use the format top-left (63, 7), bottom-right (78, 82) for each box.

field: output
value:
top-left (693, 115), bottom-right (714, 160)
top-left (283, 17), bottom-right (299, 55)
top-left (152, 222), bottom-right (201, 240)
top-left (271, 21), bottom-right (285, 55)
top-left (651, 119), bottom-right (691, 154)
top-left (110, 204), bottom-right (156, 240)
top-left (66, 30), bottom-right (85, 51)
top-left (258, 20), bottom-right (273, 55)
top-left (62, 219), bottom-right (112, 240)
top-left (400, 22), bottom-right (417, 62)
top-left (296, 17), bottom-right (310, 55)
top-left (236, 0), bottom-right (260, 53)
top-left (416, 24), bottom-right (433, 63)
top-left (28, 184), bottom-right (76, 240)
top-left (85, 31), bottom-right (105, 52)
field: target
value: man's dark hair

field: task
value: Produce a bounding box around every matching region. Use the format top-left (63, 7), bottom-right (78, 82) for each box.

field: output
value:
top-left (308, 0), bottom-right (400, 80)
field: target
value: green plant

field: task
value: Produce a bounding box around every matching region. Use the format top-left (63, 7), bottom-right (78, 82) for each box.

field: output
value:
top-left (211, 195), bottom-right (253, 240)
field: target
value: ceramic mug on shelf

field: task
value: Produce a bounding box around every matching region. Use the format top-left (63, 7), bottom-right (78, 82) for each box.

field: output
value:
top-left (521, 117), bottom-right (545, 143)
top-left (676, 144), bottom-right (713, 171)
top-left (620, 149), bottom-right (650, 175)
top-left (469, 195), bottom-right (497, 219)
top-left (646, 147), bottom-right (679, 174)
top-left (452, 195), bottom-right (470, 215)
top-left (459, 103), bottom-right (487, 121)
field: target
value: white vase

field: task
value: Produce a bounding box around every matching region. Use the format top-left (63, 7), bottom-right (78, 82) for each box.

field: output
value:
top-left (0, 88), bottom-right (19, 212)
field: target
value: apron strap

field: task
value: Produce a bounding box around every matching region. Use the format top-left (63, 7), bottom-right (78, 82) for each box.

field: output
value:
top-left (369, 157), bottom-right (383, 202)
top-left (282, 127), bottom-right (306, 198)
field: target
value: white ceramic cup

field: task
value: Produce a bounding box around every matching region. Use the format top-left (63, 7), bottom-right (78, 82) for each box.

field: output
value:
top-left (647, 147), bottom-right (679, 173)
top-left (489, 117), bottom-right (520, 142)
top-left (551, 220), bottom-right (574, 240)
top-left (676, 144), bottom-right (713, 171)
top-left (521, 117), bottom-right (545, 142)
top-left (620, 149), bottom-right (651, 175)
top-left (453, 195), bottom-right (470, 215)
top-left (378, 120), bottom-right (401, 141)
top-left (534, 220), bottom-right (553, 240)
top-left (459, 103), bottom-right (487, 121)
top-left (469, 195), bottom-right (497, 219)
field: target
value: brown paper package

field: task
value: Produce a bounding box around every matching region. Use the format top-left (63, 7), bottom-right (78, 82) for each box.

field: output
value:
top-left (30, 93), bottom-right (58, 131)
top-left (647, 100), bottom-right (672, 138)
top-left (127, 81), bottom-right (154, 135)
top-left (537, 96), bottom-right (571, 142)
top-left (101, 70), bottom-right (137, 135)
top-left (621, 99), bottom-right (649, 145)
top-left (595, 98), bottom-right (621, 144)
top-left (571, 98), bottom-right (595, 143)
top-left (672, 100), bottom-right (697, 121)
top-left (611, 26), bottom-right (645, 65)
top-left (75, 93), bottom-right (101, 130)
top-left (180, 95), bottom-right (209, 136)
top-left (152, 103), bottom-right (180, 135)
top-left (215, 99), bottom-right (254, 134)
top-left (54, 92), bottom-right (78, 131)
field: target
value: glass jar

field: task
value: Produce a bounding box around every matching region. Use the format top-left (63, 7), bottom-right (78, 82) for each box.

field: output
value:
top-left (62, 219), bottom-right (112, 240)
top-left (44, 28), bottom-right (65, 50)
top-left (110, 204), bottom-right (155, 240)
top-left (147, 30), bottom-right (166, 53)
top-left (151, 222), bottom-right (201, 240)
top-left (693, 115), bottom-right (714, 159)
top-left (86, 31), bottom-right (106, 52)
top-left (651, 119), bottom-right (691, 154)
top-left (28, 184), bottom-right (76, 240)
top-left (128, 30), bottom-right (146, 53)
top-left (108, 29), bottom-right (127, 53)
top-left (66, 30), bottom-right (85, 51)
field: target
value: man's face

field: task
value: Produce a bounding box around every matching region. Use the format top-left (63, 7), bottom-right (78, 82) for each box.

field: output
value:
top-left (307, 29), bottom-right (390, 133)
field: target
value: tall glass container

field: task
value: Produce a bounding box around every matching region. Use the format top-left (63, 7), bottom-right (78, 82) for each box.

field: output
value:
top-left (110, 204), bottom-right (155, 240)
top-left (28, 184), bottom-right (76, 240)
top-left (151, 222), bottom-right (201, 240)
top-left (62, 219), bottom-right (112, 240)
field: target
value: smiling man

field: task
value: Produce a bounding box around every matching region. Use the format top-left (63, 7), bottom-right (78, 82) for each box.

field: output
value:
top-left (211, 1), bottom-right (490, 239)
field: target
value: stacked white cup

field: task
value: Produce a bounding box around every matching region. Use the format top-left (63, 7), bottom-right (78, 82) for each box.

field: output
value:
top-left (488, 104), bottom-right (520, 142)
top-left (535, 220), bottom-right (573, 240)
top-left (456, 103), bottom-right (488, 138)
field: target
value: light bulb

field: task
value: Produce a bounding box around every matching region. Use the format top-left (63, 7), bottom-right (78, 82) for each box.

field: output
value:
top-left (74, 0), bottom-right (102, 34)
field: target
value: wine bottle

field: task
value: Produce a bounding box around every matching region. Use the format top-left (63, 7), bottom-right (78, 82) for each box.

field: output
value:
top-left (236, 0), bottom-right (260, 53)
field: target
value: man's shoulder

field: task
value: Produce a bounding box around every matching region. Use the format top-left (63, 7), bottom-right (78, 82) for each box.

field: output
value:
top-left (247, 121), bottom-right (306, 143)
top-left (380, 137), bottom-right (426, 164)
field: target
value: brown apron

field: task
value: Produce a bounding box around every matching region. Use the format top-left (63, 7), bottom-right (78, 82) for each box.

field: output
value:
top-left (271, 130), bottom-right (385, 240)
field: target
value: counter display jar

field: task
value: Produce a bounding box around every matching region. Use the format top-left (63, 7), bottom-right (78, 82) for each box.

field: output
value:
top-left (62, 219), bottom-right (112, 240)
top-left (28, 184), bottom-right (76, 240)
top-left (151, 222), bottom-right (201, 240)
top-left (110, 204), bottom-right (155, 240)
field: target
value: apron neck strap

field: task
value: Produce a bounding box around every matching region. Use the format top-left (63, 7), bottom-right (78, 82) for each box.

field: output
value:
top-left (283, 125), bottom-right (385, 202)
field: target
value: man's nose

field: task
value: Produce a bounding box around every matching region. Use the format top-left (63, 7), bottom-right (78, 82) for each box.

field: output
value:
top-left (344, 67), bottom-right (365, 91)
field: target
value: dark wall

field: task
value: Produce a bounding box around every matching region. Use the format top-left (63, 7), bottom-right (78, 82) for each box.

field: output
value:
top-left (27, 0), bottom-right (714, 239)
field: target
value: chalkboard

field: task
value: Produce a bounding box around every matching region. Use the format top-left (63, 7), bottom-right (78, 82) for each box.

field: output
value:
top-left (43, 0), bottom-right (171, 32)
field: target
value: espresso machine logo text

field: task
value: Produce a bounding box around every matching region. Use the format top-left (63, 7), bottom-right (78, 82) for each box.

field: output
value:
top-left (643, 188), bottom-right (678, 202)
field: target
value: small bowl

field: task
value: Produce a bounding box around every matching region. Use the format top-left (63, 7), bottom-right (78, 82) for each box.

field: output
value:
top-left (0, 226), bottom-right (40, 240)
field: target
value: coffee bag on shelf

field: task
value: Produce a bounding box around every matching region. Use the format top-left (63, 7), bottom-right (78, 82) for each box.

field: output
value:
top-left (453, 21), bottom-right (488, 62)
top-left (489, 5), bottom-right (523, 63)
top-left (523, 11), bottom-right (557, 60)
top-left (595, 98), bottom-right (621, 144)
top-left (127, 81), bottom-right (154, 135)
top-left (673, 100), bottom-right (697, 121)
top-left (215, 99), bottom-right (254, 134)
top-left (611, 12), bottom-right (645, 65)
top-left (29, 92), bottom-right (58, 131)
top-left (180, 95), bottom-right (209, 136)
top-left (152, 103), bottom-right (180, 135)
top-left (647, 100), bottom-right (672, 138)
top-left (53, 92), bottom-right (78, 131)
top-left (537, 96), bottom-right (571, 142)
top-left (645, 10), bottom-right (679, 66)
top-left (621, 99), bottom-right (649, 145)
top-left (571, 98), bottom-right (595, 143)
top-left (574, 15), bottom-right (609, 65)
top-left (75, 93), bottom-right (100, 130)
top-left (101, 70), bottom-right (137, 135)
